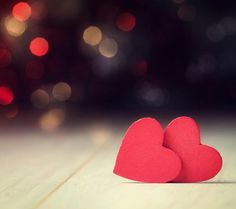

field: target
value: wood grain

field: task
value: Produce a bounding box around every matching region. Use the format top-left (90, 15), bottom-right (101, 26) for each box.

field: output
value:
top-left (0, 125), bottom-right (235, 209)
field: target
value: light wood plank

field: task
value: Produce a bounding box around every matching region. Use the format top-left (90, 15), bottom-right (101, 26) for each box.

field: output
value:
top-left (0, 130), bottom-right (104, 209)
top-left (0, 123), bottom-right (236, 209)
top-left (37, 128), bottom-right (236, 209)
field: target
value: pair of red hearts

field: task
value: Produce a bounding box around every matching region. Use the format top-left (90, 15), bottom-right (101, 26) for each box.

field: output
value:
top-left (113, 116), bottom-right (222, 183)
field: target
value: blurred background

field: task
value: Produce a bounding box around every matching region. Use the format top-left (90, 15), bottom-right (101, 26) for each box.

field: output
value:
top-left (0, 0), bottom-right (236, 131)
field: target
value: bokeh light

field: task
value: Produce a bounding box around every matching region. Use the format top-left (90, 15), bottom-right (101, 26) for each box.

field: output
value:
top-left (83, 26), bottom-right (102, 46)
top-left (206, 24), bottom-right (225, 43)
top-left (137, 85), bottom-right (168, 107)
top-left (220, 17), bottom-right (236, 36)
top-left (186, 53), bottom-right (216, 83)
top-left (4, 16), bottom-right (27, 37)
top-left (52, 82), bottom-right (72, 101)
top-left (0, 86), bottom-right (14, 106)
top-left (31, 89), bottom-right (50, 108)
top-left (12, 2), bottom-right (32, 21)
top-left (48, 0), bottom-right (79, 21)
top-left (172, 0), bottom-right (185, 4)
top-left (116, 12), bottom-right (136, 32)
top-left (31, 1), bottom-right (47, 20)
top-left (0, 0), bottom-right (234, 128)
top-left (26, 60), bottom-right (44, 79)
top-left (0, 49), bottom-right (12, 68)
top-left (3, 105), bottom-right (18, 119)
top-left (30, 37), bottom-right (49, 56)
top-left (178, 5), bottom-right (196, 22)
top-left (98, 38), bottom-right (118, 58)
top-left (134, 59), bottom-right (148, 76)
top-left (206, 17), bottom-right (236, 43)
top-left (92, 57), bottom-right (122, 77)
top-left (90, 126), bottom-right (112, 146)
top-left (39, 108), bottom-right (65, 131)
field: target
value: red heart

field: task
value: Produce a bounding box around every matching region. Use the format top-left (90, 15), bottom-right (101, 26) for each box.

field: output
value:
top-left (164, 116), bottom-right (222, 182)
top-left (113, 118), bottom-right (181, 182)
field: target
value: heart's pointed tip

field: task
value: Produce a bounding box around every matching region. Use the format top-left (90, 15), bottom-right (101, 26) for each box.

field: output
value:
top-left (113, 168), bottom-right (118, 176)
top-left (113, 167), bottom-right (125, 179)
top-left (113, 162), bottom-right (120, 175)
top-left (112, 167), bottom-right (136, 181)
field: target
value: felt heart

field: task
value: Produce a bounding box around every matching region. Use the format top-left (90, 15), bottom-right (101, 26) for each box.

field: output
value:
top-left (113, 118), bottom-right (181, 183)
top-left (164, 116), bottom-right (222, 182)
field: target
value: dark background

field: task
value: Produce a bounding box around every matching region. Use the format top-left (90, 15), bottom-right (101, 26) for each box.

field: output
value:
top-left (1, 0), bottom-right (236, 128)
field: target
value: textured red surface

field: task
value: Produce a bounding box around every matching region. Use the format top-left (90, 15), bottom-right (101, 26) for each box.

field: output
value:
top-left (113, 118), bottom-right (181, 182)
top-left (164, 116), bottom-right (222, 182)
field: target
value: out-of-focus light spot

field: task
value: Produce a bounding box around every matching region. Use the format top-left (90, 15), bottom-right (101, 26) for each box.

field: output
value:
top-left (219, 17), bottom-right (236, 36)
top-left (92, 57), bottom-right (122, 77)
top-left (0, 86), bottom-right (14, 106)
top-left (98, 38), bottom-right (118, 58)
top-left (31, 1), bottom-right (47, 20)
top-left (31, 89), bottom-right (49, 108)
top-left (3, 105), bottom-right (18, 119)
top-left (137, 85), bottom-right (168, 107)
top-left (172, 0), bottom-right (185, 4)
top-left (116, 12), bottom-right (136, 32)
top-left (178, 5), bottom-right (196, 22)
top-left (26, 60), bottom-right (44, 79)
top-left (83, 26), bottom-right (102, 46)
top-left (134, 59), bottom-right (148, 76)
top-left (48, 0), bottom-right (79, 21)
top-left (52, 82), bottom-right (71, 101)
top-left (4, 16), bottom-right (27, 37)
top-left (0, 49), bottom-right (12, 68)
top-left (90, 126), bottom-right (112, 146)
top-left (39, 108), bottom-right (65, 131)
top-left (30, 37), bottom-right (49, 56)
top-left (186, 53), bottom-right (216, 83)
top-left (206, 24), bottom-right (225, 42)
top-left (12, 2), bottom-right (32, 21)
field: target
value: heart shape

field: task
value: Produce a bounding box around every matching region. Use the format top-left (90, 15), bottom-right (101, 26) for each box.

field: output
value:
top-left (113, 118), bottom-right (181, 182)
top-left (164, 116), bottom-right (222, 182)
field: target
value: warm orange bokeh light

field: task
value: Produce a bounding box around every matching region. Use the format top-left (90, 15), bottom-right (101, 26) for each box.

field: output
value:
top-left (30, 37), bottom-right (49, 57)
top-left (0, 86), bottom-right (14, 106)
top-left (12, 2), bottom-right (32, 21)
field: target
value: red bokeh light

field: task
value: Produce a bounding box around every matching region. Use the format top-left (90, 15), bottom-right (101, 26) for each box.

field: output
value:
top-left (12, 2), bottom-right (32, 21)
top-left (134, 59), bottom-right (148, 76)
top-left (116, 12), bottom-right (136, 32)
top-left (0, 49), bottom-right (12, 68)
top-left (30, 37), bottom-right (49, 57)
top-left (31, 1), bottom-right (47, 20)
top-left (0, 86), bottom-right (14, 106)
top-left (3, 105), bottom-right (18, 119)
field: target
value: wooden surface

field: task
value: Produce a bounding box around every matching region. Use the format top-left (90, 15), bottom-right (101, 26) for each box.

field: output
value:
top-left (0, 123), bottom-right (236, 209)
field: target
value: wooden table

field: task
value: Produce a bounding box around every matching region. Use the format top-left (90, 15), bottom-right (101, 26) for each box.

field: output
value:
top-left (0, 119), bottom-right (235, 209)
